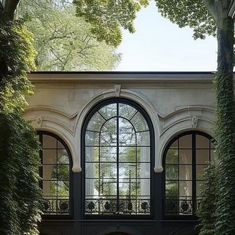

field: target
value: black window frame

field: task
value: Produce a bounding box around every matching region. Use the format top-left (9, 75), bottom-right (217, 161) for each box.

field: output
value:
top-left (81, 98), bottom-right (155, 219)
top-left (38, 131), bottom-right (73, 219)
top-left (163, 131), bottom-right (214, 219)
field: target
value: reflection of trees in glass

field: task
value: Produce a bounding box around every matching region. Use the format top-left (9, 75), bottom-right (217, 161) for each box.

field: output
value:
top-left (39, 132), bottom-right (71, 214)
top-left (51, 154), bottom-right (69, 197)
top-left (85, 101), bottom-right (151, 215)
top-left (164, 132), bottom-right (214, 216)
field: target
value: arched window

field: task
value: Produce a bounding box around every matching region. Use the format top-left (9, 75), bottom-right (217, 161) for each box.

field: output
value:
top-left (38, 131), bottom-right (72, 215)
top-left (164, 131), bottom-right (215, 216)
top-left (83, 99), bottom-right (153, 216)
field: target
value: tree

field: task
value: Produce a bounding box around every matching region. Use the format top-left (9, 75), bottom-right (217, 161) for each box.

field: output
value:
top-left (154, 1), bottom-right (235, 234)
top-left (0, 10), bottom-right (42, 234)
top-left (197, 164), bottom-right (217, 235)
top-left (18, 0), bottom-right (121, 71)
top-left (74, 0), bottom-right (149, 47)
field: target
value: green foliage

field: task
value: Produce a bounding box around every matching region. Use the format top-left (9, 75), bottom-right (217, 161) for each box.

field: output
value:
top-left (0, 113), bottom-right (42, 235)
top-left (0, 18), bottom-right (41, 235)
top-left (155, 0), bottom-right (216, 39)
top-left (197, 164), bottom-right (217, 235)
top-left (214, 70), bottom-right (235, 235)
top-left (0, 21), bottom-right (36, 113)
top-left (18, 0), bottom-right (121, 71)
top-left (74, 0), bottom-right (149, 47)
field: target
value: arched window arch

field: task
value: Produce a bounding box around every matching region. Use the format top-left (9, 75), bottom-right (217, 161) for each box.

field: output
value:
top-left (164, 131), bottom-right (215, 217)
top-left (82, 98), bottom-right (154, 216)
top-left (38, 131), bottom-right (72, 215)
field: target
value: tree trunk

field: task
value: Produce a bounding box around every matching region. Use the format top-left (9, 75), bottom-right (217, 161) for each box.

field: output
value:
top-left (215, 16), bottom-right (235, 235)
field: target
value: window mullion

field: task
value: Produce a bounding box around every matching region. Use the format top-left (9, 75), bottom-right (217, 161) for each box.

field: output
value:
top-left (117, 102), bottom-right (119, 214)
top-left (192, 133), bottom-right (197, 215)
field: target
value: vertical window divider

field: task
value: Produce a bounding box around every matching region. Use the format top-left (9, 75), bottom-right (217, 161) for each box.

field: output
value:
top-left (192, 133), bottom-right (197, 215)
top-left (117, 102), bottom-right (119, 214)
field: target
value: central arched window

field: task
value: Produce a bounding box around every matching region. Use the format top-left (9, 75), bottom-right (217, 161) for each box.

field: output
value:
top-left (83, 99), bottom-right (153, 216)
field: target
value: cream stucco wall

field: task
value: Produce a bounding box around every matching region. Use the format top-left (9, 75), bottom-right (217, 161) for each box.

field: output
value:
top-left (24, 72), bottom-right (224, 173)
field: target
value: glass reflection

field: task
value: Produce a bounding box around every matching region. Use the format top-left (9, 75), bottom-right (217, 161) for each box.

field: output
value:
top-left (85, 101), bottom-right (151, 215)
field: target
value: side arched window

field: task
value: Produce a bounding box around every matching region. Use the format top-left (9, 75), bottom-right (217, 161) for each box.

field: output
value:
top-left (38, 131), bottom-right (72, 215)
top-left (83, 99), bottom-right (154, 216)
top-left (164, 131), bottom-right (215, 216)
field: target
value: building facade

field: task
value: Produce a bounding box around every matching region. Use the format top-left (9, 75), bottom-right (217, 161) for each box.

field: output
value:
top-left (25, 72), bottom-right (223, 235)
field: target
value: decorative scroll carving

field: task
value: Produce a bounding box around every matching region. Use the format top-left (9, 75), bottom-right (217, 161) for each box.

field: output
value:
top-left (114, 84), bottom-right (121, 97)
top-left (191, 116), bottom-right (198, 128)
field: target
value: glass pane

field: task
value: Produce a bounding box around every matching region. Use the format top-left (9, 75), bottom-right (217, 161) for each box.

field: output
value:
top-left (42, 150), bottom-right (57, 164)
top-left (57, 181), bottom-right (69, 196)
top-left (171, 140), bottom-right (178, 148)
top-left (119, 103), bottom-right (136, 119)
top-left (137, 131), bottom-right (150, 146)
top-left (138, 179), bottom-right (150, 196)
top-left (85, 147), bottom-right (99, 162)
top-left (100, 118), bottom-right (117, 146)
top-left (131, 112), bottom-right (149, 132)
top-left (166, 181), bottom-right (178, 198)
top-left (196, 149), bottom-right (210, 164)
top-left (196, 165), bottom-right (208, 180)
top-left (119, 147), bottom-right (136, 162)
top-left (87, 112), bottom-right (105, 131)
top-left (43, 134), bottom-right (56, 148)
top-left (100, 163), bottom-right (117, 178)
top-left (179, 149), bottom-right (192, 164)
top-left (100, 146), bottom-right (117, 162)
top-left (43, 180), bottom-right (57, 196)
top-left (119, 163), bottom-right (136, 178)
top-left (196, 181), bottom-right (205, 197)
top-left (166, 165), bottom-right (178, 180)
top-left (119, 118), bottom-right (136, 146)
top-left (57, 165), bottom-right (69, 180)
top-left (179, 134), bottom-right (192, 148)
top-left (57, 149), bottom-right (69, 164)
top-left (196, 135), bottom-right (209, 148)
top-left (100, 181), bottom-right (117, 196)
top-left (137, 147), bottom-right (150, 162)
top-left (43, 165), bottom-right (57, 180)
top-left (166, 149), bottom-right (178, 164)
top-left (57, 140), bottom-right (65, 149)
top-left (138, 163), bottom-right (150, 178)
top-left (86, 179), bottom-right (99, 196)
top-left (179, 165), bottom-right (192, 180)
top-left (179, 181), bottom-right (192, 197)
top-left (85, 131), bottom-right (99, 146)
top-left (119, 181), bottom-right (137, 196)
top-left (85, 163), bottom-right (99, 178)
top-left (99, 103), bottom-right (117, 119)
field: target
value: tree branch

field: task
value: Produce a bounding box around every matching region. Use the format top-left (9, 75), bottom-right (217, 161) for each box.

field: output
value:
top-left (4, 0), bottom-right (20, 20)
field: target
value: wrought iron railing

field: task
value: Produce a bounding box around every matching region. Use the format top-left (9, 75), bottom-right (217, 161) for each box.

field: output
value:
top-left (42, 197), bottom-right (69, 215)
top-left (85, 197), bottom-right (150, 215)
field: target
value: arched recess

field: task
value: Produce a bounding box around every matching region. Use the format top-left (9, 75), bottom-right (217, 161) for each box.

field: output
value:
top-left (24, 107), bottom-right (78, 172)
top-left (75, 87), bottom-right (161, 173)
top-left (156, 106), bottom-right (215, 173)
top-left (82, 98), bottom-right (154, 216)
top-left (38, 131), bottom-right (73, 215)
top-left (163, 131), bottom-right (215, 217)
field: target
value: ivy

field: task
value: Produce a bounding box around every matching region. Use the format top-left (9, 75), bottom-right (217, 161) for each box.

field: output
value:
top-left (0, 20), bottom-right (42, 235)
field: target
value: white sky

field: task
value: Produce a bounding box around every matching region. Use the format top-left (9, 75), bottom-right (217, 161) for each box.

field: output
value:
top-left (115, 1), bottom-right (217, 72)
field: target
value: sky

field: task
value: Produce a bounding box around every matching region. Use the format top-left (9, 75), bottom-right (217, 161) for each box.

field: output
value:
top-left (115, 1), bottom-right (217, 72)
